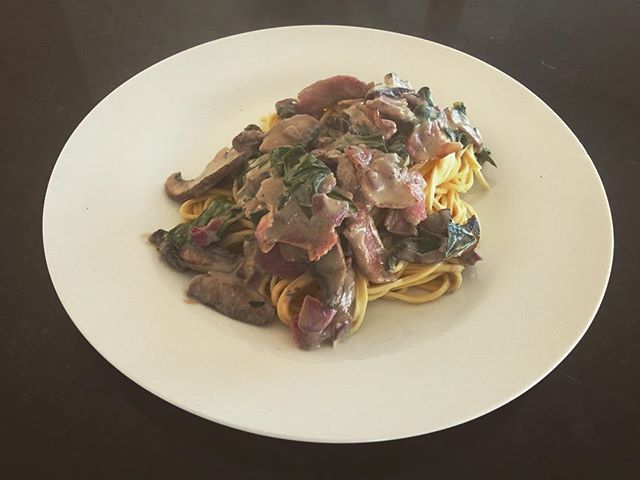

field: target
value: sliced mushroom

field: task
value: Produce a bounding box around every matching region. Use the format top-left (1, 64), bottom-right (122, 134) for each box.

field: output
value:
top-left (165, 147), bottom-right (248, 202)
top-left (444, 107), bottom-right (483, 151)
top-left (259, 114), bottom-right (321, 153)
top-left (232, 125), bottom-right (265, 155)
top-left (366, 96), bottom-right (416, 124)
top-left (275, 98), bottom-right (299, 119)
top-left (187, 272), bottom-right (275, 326)
top-left (365, 72), bottom-right (415, 99)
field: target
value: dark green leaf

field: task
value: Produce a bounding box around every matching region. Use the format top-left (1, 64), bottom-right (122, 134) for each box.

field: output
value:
top-left (278, 153), bottom-right (332, 208)
top-left (477, 148), bottom-right (497, 167)
top-left (393, 215), bottom-right (480, 263)
top-left (248, 209), bottom-right (268, 226)
top-left (387, 132), bottom-right (410, 165)
top-left (286, 154), bottom-right (331, 189)
top-left (443, 127), bottom-right (466, 144)
top-left (385, 254), bottom-right (401, 272)
top-left (443, 221), bottom-right (476, 257)
top-left (350, 124), bottom-right (372, 136)
top-left (193, 199), bottom-right (238, 228)
top-left (167, 199), bottom-right (240, 248)
top-left (411, 231), bottom-right (442, 254)
top-left (327, 190), bottom-right (357, 213)
top-left (453, 101), bottom-right (467, 115)
top-left (443, 126), bottom-right (472, 147)
top-left (233, 154), bottom-right (266, 192)
top-left (167, 223), bottom-right (191, 248)
top-left (414, 103), bottom-right (440, 123)
top-left (269, 145), bottom-right (307, 177)
top-left (333, 133), bottom-right (388, 152)
top-left (417, 86), bottom-right (434, 106)
top-left (247, 153), bottom-right (270, 170)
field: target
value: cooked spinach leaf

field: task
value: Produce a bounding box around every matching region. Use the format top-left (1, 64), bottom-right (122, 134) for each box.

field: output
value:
top-left (442, 220), bottom-right (477, 258)
top-left (392, 215), bottom-right (480, 263)
top-left (327, 190), bottom-right (357, 213)
top-left (333, 133), bottom-right (388, 152)
top-left (167, 199), bottom-right (239, 248)
top-left (285, 154), bottom-right (331, 192)
top-left (443, 127), bottom-right (468, 145)
top-left (453, 101), bottom-right (467, 115)
top-left (269, 145), bottom-right (307, 177)
top-left (166, 223), bottom-right (191, 248)
top-left (417, 86), bottom-right (435, 106)
top-left (387, 132), bottom-right (410, 166)
top-left (477, 148), bottom-right (497, 168)
top-left (247, 153), bottom-right (270, 170)
top-left (414, 103), bottom-right (440, 123)
top-left (278, 152), bottom-right (332, 208)
top-left (268, 146), bottom-right (339, 208)
top-left (248, 208), bottom-right (268, 226)
top-left (407, 230), bottom-right (441, 254)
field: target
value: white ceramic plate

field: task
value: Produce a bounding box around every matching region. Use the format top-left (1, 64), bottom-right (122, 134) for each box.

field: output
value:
top-left (43, 26), bottom-right (613, 443)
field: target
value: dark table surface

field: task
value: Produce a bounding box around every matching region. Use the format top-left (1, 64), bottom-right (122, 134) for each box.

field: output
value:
top-left (2, 1), bottom-right (639, 478)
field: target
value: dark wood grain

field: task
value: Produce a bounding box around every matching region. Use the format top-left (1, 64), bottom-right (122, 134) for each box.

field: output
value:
top-left (1, 1), bottom-right (638, 478)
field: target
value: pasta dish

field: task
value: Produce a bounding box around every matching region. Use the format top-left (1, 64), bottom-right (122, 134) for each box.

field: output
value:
top-left (149, 73), bottom-right (495, 349)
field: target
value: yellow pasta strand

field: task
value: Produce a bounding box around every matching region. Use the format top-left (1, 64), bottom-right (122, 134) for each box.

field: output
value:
top-left (423, 145), bottom-right (490, 225)
top-left (219, 229), bottom-right (254, 248)
top-left (350, 271), bottom-right (370, 334)
top-left (276, 274), bottom-right (316, 327)
top-left (260, 112), bottom-right (280, 131)
top-left (178, 188), bottom-right (234, 221)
